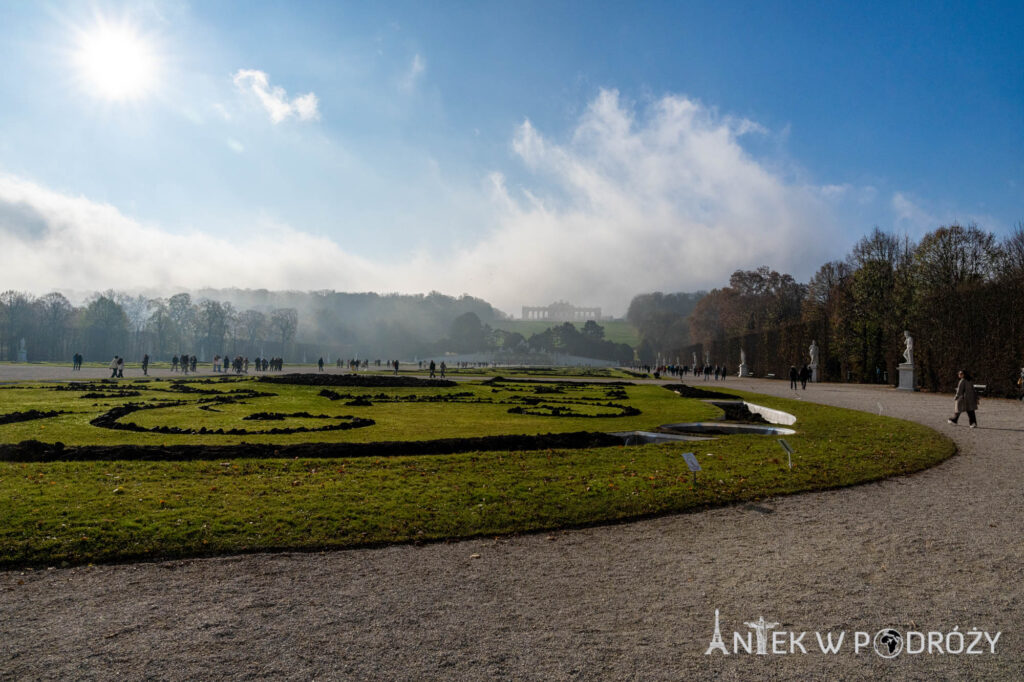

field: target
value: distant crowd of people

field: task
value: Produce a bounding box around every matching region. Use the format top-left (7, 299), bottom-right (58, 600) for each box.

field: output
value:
top-left (629, 363), bottom-right (730, 380)
top-left (209, 355), bottom-right (283, 373)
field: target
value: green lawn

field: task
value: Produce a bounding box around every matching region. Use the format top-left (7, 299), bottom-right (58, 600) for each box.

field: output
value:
top-left (0, 376), bottom-right (714, 446)
top-left (0, 379), bottom-right (954, 567)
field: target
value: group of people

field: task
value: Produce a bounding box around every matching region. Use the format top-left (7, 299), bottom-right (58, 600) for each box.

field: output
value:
top-left (171, 355), bottom-right (198, 373)
top-left (213, 356), bottom-right (283, 373)
top-left (71, 353), bottom-right (84, 370)
top-left (788, 365), bottom-right (813, 390)
top-left (337, 358), bottom-right (372, 371)
top-left (427, 360), bottom-right (447, 378)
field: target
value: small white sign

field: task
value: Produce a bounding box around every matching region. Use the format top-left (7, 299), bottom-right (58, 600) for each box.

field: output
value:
top-left (682, 452), bottom-right (702, 472)
top-left (777, 439), bottom-right (793, 469)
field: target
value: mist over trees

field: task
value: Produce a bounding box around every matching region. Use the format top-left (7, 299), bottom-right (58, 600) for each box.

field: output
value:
top-left (626, 292), bottom-right (705, 363)
top-left (674, 223), bottom-right (1024, 395)
top-left (427, 313), bottom-right (632, 364)
top-left (0, 289), bottom-right (504, 362)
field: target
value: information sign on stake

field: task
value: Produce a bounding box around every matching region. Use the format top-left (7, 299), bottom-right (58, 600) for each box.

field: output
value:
top-left (777, 439), bottom-right (793, 469)
top-left (682, 451), bottom-right (701, 488)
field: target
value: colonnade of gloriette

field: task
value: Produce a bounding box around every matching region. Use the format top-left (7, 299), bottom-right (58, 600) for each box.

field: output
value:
top-left (521, 301), bottom-right (602, 321)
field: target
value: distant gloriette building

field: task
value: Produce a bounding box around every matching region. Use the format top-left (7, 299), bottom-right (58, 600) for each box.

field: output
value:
top-left (522, 301), bottom-right (602, 322)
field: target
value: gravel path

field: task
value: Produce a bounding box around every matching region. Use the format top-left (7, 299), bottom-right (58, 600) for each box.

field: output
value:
top-left (2, 375), bottom-right (1022, 680)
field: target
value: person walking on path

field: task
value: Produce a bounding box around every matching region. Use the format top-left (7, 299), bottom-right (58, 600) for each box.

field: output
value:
top-left (799, 365), bottom-right (810, 390)
top-left (789, 365), bottom-right (799, 390)
top-left (948, 369), bottom-right (979, 428)
top-left (141, 354), bottom-right (149, 376)
top-left (109, 356), bottom-right (119, 379)
top-left (318, 357), bottom-right (324, 372)
top-left (429, 360), bottom-right (436, 379)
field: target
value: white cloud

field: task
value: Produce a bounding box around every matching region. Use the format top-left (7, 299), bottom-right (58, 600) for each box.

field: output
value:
top-left (232, 69), bottom-right (320, 124)
top-left (400, 53), bottom-right (425, 91)
top-left (0, 90), bottom-right (853, 315)
top-left (421, 89), bottom-right (842, 312)
top-left (889, 190), bottom-right (999, 239)
top-left (226, 138), bottom-right (244, 153)
top-left (0, 174), bottom-right (378, 294)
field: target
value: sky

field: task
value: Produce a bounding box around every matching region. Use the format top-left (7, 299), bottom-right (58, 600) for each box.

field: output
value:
top-left (0, 0), bottom-right (1021, 316)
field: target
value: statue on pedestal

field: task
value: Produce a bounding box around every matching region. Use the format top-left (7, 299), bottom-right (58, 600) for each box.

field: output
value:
top-left (807, 339), bottom-right (820, 383)
top-left (738, 347), bottom-right (750, 378)
top-left (898, 330), bottom-right (916, 390)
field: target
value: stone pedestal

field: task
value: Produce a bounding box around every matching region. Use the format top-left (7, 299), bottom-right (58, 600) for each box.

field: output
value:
top-left (17, 349), bottom-right (27, 363)
top-left (809, 364), bottom-right (819, 383)
top-left (738, 363), bottom-right (752, 378)
top-left (898, 363), bottom-right (916, 391)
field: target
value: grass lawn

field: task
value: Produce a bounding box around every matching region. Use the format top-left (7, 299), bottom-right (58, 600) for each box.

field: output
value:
top-left (0, 379), bottom-right (954, 567)
top-left (0, 376), bottom-right (713, 446)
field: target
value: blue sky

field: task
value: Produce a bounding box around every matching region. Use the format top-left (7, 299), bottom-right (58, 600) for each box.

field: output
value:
top-left (0, 0), bottom-right (1020, 314)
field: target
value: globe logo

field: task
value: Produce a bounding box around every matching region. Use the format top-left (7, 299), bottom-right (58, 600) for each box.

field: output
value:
top-left (873, 628), bottom-right (903, 658)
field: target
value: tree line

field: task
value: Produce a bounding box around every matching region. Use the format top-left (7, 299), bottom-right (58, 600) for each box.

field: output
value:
top-left (0, 291), bottom-right (304, 363)
top-left (432, 313), bottom-right (634, 364)
top-left (0, 289), bottom-right (500, 363)
top-left (670, 222), bottom-right (1024, 396)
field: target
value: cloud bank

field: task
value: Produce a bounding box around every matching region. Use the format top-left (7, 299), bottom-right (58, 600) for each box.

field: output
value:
top-left (1, 90), bottom-right (848, 314)
top-left (232, 69), bottom-right (320, 123)
top-left (425, 90), bottom-right (841, 311)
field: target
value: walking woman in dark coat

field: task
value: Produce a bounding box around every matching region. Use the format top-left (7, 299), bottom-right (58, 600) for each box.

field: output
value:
top-left (948, 369), bottom-right (979, 428)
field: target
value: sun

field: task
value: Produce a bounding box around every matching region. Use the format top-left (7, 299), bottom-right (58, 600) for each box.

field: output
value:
top-left (73, 19), bottom-right (160, 101)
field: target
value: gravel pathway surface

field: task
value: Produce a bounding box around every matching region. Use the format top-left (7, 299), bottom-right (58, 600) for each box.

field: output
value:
top-left (2, 373), bottom-right (1022, 680)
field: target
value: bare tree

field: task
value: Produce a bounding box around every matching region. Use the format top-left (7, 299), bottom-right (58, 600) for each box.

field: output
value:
top-left (116, 293), bottom-right (153, 358)
top-left (0, 290), bottom-right (34, 360)
top-left (146, 299), bottom-right (172, 358)
top-left (239, 309), bottom-right (267, 355)
top-left (998, 221), bottom-right (1024, 278)
top-left (167, 293), bottom-right (197, 351)
top-left (197, 299), bottom-right (231, 359)
top-left (913, 223), bottom-right (1000, 292)
top-left (36, 292), bottom-right (74, 360)
top-left (270, 308), bottom-right (299, 357)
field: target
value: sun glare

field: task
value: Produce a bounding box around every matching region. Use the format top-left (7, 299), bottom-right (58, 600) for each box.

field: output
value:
top-left (74, 20), bottom-right (159, 101)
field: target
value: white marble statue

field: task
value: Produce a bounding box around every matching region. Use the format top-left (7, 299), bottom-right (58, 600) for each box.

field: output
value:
top-left (902, 330), bottom-right (913, 366)
top-left (740, 348), bottom-right (746, 366)
top-left (692, 351), bottom-right (697, 368)
top-left (808, 340), bottom-right (819, 367)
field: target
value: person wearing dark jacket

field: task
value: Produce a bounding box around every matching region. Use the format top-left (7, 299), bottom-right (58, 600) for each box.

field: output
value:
top-left (789, 365), bottom-right (798, 390)
top-left (948, 370), bottom-right (979, 428)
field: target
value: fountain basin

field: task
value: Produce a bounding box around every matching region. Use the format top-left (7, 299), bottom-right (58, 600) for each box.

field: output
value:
top-left (659, 422), bottom-right (796, 436)
top-left (610, 430), bottom-right (713, 445)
